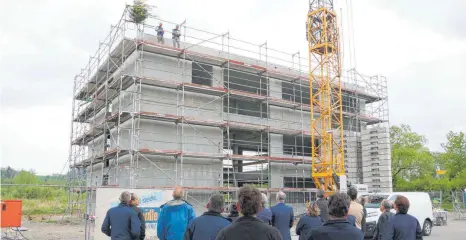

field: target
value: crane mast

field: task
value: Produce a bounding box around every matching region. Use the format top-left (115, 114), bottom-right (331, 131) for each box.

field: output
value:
top-left (307, 0), bottom-right (345, 195)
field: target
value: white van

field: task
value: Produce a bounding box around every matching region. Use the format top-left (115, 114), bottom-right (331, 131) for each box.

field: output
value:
top-left (364, 192), bottom-right (434, 237)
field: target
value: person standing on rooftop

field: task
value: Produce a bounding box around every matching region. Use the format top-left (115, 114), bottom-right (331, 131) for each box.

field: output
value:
top-left (157, 186), bottom-right (196, 240)
top-left (156, 22), bottom-right (164, 44)
top-left (172, 25), bottom-right (181, 48)
top-left (271, 191), bottom-right (294, 240)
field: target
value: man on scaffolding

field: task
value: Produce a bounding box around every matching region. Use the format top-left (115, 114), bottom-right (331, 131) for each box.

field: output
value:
top-left (172, 25), bottom-right (181, 48)
top-left (156, 22), bottom-right (165, 44)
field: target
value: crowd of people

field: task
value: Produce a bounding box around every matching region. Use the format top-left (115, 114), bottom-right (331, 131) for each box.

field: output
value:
top-left (101, 185), bottom-right (423, 240)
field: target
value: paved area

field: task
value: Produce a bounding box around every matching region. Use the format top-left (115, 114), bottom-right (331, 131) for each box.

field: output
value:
top-left (427, 219), bottom-right (466, 239)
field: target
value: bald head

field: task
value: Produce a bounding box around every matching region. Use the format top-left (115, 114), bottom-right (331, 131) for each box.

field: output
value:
top-left (173, 186), bottom-right (184, 200)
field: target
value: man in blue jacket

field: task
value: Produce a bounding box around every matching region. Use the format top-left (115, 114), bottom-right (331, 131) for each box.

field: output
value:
top-left (184, 194), bottom-right (230, 240)
top-left (382, 195), bottom-right (423, 240)
top-left (157, 187), bottom-right (196, 240)
top-left (101, 191), bottom-right (141, 240)
top-left (309, 192), bottom-right (363, 240)
top-left (271, 191), bottom-right (294, 240)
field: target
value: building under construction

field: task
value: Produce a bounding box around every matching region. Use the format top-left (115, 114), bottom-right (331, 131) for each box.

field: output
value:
top-left (68, 5), bottom-right (390, 226)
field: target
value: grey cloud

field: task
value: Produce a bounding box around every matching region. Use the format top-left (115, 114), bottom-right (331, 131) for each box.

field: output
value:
top-left (0, 0), bottom-right (126, 108)
top-left (372, 0), bottom-right (466, 39)
top-left (388, 54), bottom-right (466, 151)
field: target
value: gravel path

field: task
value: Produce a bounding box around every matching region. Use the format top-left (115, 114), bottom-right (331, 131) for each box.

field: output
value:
top-left (1, 217), bottom-right (84, 240)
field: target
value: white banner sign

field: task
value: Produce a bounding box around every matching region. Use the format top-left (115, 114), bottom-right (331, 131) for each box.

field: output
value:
top-left (95, 188), bottom-right (173, 240)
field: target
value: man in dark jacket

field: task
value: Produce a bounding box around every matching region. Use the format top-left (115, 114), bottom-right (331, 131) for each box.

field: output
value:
top-left (184, 194), bottom-right (230, 240)
top-left (101, 191), bottom-right (141, 240)
top-left (216, 186), bottom-right (283, 240)
top-left (382, 195), bottom-right (423, 240)
top-left (271, 191), bottom-right (294, 240)
top-left (373, 200), bottom-right (394, 240)
top-left (347, 215), bottom-right (357, 227)
top-left (257, 193), bottom-right (272, 225)
top-left (130, 193), bottom-right (146, 240)
top-left (309, 192), bottom-right (364, 240)
top-left (315, 189), bottom-right (329, 222)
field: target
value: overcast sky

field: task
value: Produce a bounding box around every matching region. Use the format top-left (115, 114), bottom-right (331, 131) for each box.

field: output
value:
top-left (1, 0), bottom-right (465, 175)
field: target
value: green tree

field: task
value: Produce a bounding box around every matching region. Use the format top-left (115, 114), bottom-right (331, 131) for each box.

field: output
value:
top-left (390, 125), bottom-right (435, 188)
top-left (13, 170), bottom-right (38, 184)
top-left (128, 0), bottom-right (150, 23)
top-left (440, 131), bottom-right (466, 180)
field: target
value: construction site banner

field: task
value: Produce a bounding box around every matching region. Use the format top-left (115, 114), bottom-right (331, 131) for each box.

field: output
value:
top-left (95, 188), bottom-right (172, 240)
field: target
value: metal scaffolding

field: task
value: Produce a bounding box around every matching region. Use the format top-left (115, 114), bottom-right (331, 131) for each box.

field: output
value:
top-left (66, 5), bottom-right (390, 239)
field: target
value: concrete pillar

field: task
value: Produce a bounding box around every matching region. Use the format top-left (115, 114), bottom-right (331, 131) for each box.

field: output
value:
top-left (269, 78), bottom-right (282, 98)
top-left (269, 133), bottom-right (283, 157)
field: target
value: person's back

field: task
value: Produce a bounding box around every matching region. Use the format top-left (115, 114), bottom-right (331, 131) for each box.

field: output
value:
top-left (316, 198), bottom-right (329, 222)
top-left (257, 207), bottom-right (273, 225)
top-left (158, 187), bottom-right (196, 240)
top-left (383, 213), bottom-right (422, 240)
top-left (217, 216), bottom-right (283, 240)
top-left (271, 192), bottom-right (294, 240)
top-left (295, 215), bottom-right (323, 240)
top-left (130, 205), bottom-right (146, 240)
top-left (347, 215), bottom-right (357, 227)
top-left (101, 192), bottom-right (141, 240)
top-left (373, 211), bottom-right (394, 240)
top-left (271, 203), bottom-right (294, 240)
top-left (216, 186), bottom-right (282, 240)
top-left (309, 192), bottom-right (363, 240)
top-left (186, 212), bottom-right (230, 240)
top-left (310, 219), bottom-right (363, 240)
top-left (315, 190), bottom-right (329, 222)
top-left (347, 187), bottom-right (364, 229)
top-left (185, 194), bottom-right (230, 240)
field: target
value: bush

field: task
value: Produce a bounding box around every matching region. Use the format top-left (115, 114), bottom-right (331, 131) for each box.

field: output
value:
top-left (0, 185), bottom-right (74, 215)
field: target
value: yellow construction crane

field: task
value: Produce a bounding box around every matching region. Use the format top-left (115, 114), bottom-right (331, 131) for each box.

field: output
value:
top-left (307, 0), bottom-right (345, 195)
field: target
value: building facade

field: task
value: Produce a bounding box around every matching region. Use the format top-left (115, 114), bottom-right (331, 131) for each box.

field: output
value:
top-left (68, 14), bottom-right (391, 220)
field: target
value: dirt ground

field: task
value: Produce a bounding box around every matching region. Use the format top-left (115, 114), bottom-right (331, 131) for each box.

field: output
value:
top-left (1, 216), bottom-right (84, 240)
top-left (1, 214), bottom-right (464, 240)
